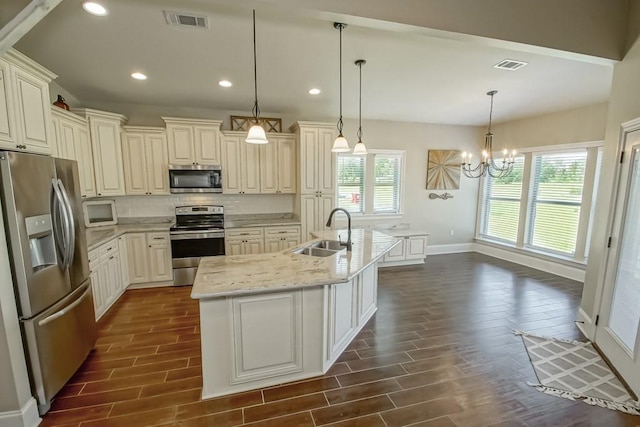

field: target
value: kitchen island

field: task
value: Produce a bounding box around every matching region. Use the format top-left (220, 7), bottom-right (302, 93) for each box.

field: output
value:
top-left (191, 229), bottom-right (398, 399)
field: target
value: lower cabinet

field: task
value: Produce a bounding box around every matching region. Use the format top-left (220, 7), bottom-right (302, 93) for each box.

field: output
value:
top-left (225, 226), bottom-right (301, 255)
top-left (89, 237), bottom-right (124, 320)
top-left (380, 234), bottom-right (428, 266)
top-left (264, 226), bottom-right (301, 252)
top-left (126, 232), bottom-right (172, 285)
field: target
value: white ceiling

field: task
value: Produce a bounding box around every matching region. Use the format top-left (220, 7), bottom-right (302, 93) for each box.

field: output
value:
top-left (15, 0), bottom-right (615, 126)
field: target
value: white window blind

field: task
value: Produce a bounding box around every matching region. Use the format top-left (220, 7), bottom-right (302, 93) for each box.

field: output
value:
top-left (480, 156), bottom-right (524, 243)
top-left (527, 151), bottom-right (588, 255)
top-left (337, 155), bottom-right (365, 213)
top-left (374, 154), bottom-right (402, 214)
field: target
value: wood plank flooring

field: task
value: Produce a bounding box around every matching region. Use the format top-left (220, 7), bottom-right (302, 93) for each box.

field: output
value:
top-left (41, 253), bottom-right (640, 426)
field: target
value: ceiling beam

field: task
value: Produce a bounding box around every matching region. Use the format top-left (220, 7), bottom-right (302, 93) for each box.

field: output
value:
top-left (0, 0), bottom-right (63, 57)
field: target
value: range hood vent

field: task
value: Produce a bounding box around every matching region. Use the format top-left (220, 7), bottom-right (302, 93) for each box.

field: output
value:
top-left (164, 11), bottom-right (209, 29)
top-left (494, 59), bottom-right (528, 71)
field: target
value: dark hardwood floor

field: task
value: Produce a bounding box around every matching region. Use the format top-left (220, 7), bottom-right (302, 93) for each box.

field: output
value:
top-left (41, 253), bottom-right (640, 426)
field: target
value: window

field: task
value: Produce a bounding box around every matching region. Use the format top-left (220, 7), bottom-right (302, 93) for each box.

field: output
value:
top-left (337, 150), bottom-right (404, 215)
top-left (479, 156), bottom-right (525, 243)
top-left (477, 146), bottom-right (602, 263)
top-left (526, 152), bottom-right (588, 255)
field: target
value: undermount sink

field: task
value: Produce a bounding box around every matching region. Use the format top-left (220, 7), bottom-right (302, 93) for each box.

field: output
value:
top-left (293, 240), bottom-right (346, 257)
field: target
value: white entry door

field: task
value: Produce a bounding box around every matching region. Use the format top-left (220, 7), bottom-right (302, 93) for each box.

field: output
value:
top-left (595, 128), bottom-right (640, 396)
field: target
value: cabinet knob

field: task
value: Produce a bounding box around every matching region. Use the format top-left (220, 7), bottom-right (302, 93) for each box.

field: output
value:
top-left (109, 256), bottom-right (114, 260)
top-left (98, 193), bottom-right (102, 196)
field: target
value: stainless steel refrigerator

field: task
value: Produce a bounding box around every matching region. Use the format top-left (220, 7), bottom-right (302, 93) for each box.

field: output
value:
top-left (0, 151), bottom-right (96, 414)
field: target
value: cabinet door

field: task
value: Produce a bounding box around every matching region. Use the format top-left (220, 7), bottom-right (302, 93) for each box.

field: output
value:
top-left (226, 237), bottom-right (244, 256)
top-left (327, 280), bottom-right (356, 362)
top-left (126, 233), bottom-right (149, 284)
top-left (383, 238), bottom-right (406, 262)
top-left (145, 133), bottom-right (169, 194)
top-left (106, 251), bottom-right (122, 302)
top-left (10, 65), bottom-right (52, 153)
top-left (50, 116), bottom-right (61, 157)
top-left (59, 119), bottom-right (77, 160)
top-left (118, 235), bottom-right (130, 288)
top-left (147, 244), bottom-right (172, 282)
top-left (74, 126), bottom-right (97, 198)
top-left (278, 137), bottom-right (297, 193)
top-left (122, 133), bottom-right (148, 195)
top-left (265, 237), bottom-right (281, 253)
top-left (406, 236), bottom-right (428, 260)
top-left (245, 238), bottom-right (264, 255)
top-left (318, 195), bottom-right (336, 232)
top-left (0, 59), bottom-right (16, 147)
top-left (299, 128), bottom-right (318, 193)
top-left (167, 125), bottom-right (194, 165)
top-left (282, 236), bottom-right (300, 250)
top-left (89, 265), bottom-right (104, 320)
top-left (317, 127), bottom-right (336, 193)
top-left (358, 264), bottom-right (377, 326)
top-left (241, 143), bottom-right (261, 194)
top-left (300, 195), bottom-right (317, 240)
top-left (259, 141), bottom-right (278, 194)
top-left (221, 136), bottom-right (242, 194)
top-left (90, 117), bottom-right (126, 196)
top-left (194, 126), bottom-right (220, 165)
top-left (96, 259), bottom-right (110, 319)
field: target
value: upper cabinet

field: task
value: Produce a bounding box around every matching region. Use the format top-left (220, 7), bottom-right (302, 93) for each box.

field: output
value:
top-left (73, 108), bottom-right (128, 197)
top-left (51, 108), bottom-right (97, 198)
top-left (0, 49), bottom-right (57, 154)
top-left (290, 122), bottom-right (335, 195)
top-left (221, 132), bottom-right (260, 194)
top-left (163, 117), bottom-right (222, 166)
top-left (260, 135), bottom-right (297, 194)
top-left (121, 126), bottom-right (169, 195)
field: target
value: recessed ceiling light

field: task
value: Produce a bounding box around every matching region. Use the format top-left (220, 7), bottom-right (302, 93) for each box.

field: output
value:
top-left (83, 2), bottom-right (109, 16)
top-left (308, 88), bottom-right (321, 95)
top-left (218, 80), bottom-right (232, 88)
top-left (131, 72), bottom-right (148, 80)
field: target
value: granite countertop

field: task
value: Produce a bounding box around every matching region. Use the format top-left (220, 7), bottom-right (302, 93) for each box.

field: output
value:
top-left (379, 228), bottom-right (430, 238)
top-left (224, 213), bottom-right (301, 228)
top-left (191, 229), bottom-right (399, 299)
top-left (85, 217), bottom-right (174, 251)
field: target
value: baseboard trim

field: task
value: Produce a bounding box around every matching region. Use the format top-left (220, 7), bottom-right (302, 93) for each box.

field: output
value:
top-left (0, 398), bottom-right (40, 427)
top-left (127, 280), bottom-right (174, 290)
top-left (576, 307), bottom-right (596, 340)
top-left (427, 243), bottom-right (475, 255)
top-left (379, 259), bottom-right (425, 268)
top-left (474, 243), bottom-right (585, 282)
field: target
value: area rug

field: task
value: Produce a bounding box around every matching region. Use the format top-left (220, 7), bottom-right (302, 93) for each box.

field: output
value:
top-left (515, 330), bottom-right (640, 415)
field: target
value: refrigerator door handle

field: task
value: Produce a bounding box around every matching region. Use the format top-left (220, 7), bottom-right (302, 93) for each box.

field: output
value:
top-left (57, 179), bottom-right (75, 269)
top-left (38, 285), bottom-right (91, 327)
top-left (51, 179), bottom-right (71, 268)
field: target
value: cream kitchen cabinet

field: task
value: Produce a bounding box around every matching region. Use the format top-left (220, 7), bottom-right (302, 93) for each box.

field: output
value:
top-left (73, 109), bottom-right (127, 197)
top-left (225, 228), bottom-right (265, 255)
top-left (163, 117), bottom-right (222, 166)
top-left (300, 194), bottom-right (335, 240)
top-left (126, 232), bottom-right (173, 285)
top-left (380, 233), bottom-right (428, 266)
top-left (122, 126), bottom-right (169, 195)
top-left (259, 134), bottom-right (297, 194)
top-left (51, 107), bottom-right (97, 198)
top-left (264, 226), bottom-right (301, 252)
top-left (290, 122), bottom-right (335, 195)
top-left (221, 132), bottom-right (260, 194)
top-left (89, 237), bottom-right (124, 320)
top-left (0, 50), bottom-right (57, 154)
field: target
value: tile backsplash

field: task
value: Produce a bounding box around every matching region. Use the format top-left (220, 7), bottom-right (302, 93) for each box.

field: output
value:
top-left (112, 194), bottom-right (294, 218)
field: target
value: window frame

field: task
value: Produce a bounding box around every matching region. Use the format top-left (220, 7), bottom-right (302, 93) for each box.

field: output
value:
top-left (336, 149), bottom-right (406, 217)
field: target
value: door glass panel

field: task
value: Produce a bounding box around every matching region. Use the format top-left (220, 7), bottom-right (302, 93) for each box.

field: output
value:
top-left (609, 148), bottom-right (640, 352)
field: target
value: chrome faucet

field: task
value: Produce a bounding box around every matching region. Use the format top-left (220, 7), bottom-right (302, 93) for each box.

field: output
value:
top-left (326, 208), bottom-right (352, 251)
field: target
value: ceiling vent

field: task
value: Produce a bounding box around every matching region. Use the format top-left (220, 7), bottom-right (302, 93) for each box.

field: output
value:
top-left (494, 59), bottom-right (528, 71)
top-left (164, 11), bottom-right (209, 29)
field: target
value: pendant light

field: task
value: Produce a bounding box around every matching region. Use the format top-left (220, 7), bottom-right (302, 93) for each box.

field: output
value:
top-left (352, 59), bottom-right (368, 155)
top-left (331, 22), bottom-right (350, 152)
top-left (462, 90), bottom-right (516, 178)
top-left (246, 10), bottom-right (268, 144)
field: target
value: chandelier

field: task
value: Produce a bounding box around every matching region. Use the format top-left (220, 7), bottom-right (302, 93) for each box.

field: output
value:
top-left (462, 90), bottom-right (516, 178)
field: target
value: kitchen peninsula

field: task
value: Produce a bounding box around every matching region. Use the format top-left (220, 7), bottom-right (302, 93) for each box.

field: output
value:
top-left (191, 229), bottom-right (398, 399)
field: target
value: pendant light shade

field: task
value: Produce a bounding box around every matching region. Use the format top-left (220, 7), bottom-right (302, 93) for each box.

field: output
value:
top-left (246, 10), bottom-right (268, 144)
top-left (331, 22), bottom-right (349, 153)
top-left (353, 59), bottom-right (368, 155)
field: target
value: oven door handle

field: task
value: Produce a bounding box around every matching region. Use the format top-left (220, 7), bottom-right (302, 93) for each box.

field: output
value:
top-left (170, 231), bottom-right (225, 240)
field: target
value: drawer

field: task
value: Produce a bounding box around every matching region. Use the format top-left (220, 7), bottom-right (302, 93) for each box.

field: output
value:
top-left (88, 249), bottom-right (99, 268)
top-left (264, 226), bottom-right (301, 236)
top-left (226, 228), bottom-right (264, 238)
top-left (147, 231), bottom-right (170, 245)
top-left (98, 238), bottom-right (118, 259)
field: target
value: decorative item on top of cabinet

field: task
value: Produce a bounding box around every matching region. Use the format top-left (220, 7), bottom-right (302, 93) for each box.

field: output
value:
top-left (53, 94), bottom-right (69, 110)
top-left (122, 126), bottom-right (169, 195)
top-left (260, 134), bottom-right (297, 194)
top-left (221, 131), bottom-right (260, 194)
top-left (51, 107), bottom-right (97, 197)
top-left (162, 117), bottom-right (222, 166)
top-left (230, 115), bottom-right (282, 132)
top-left (72, 108), bottom-right (128, 197)
top-left (0, 49), bottom-right (57, 154)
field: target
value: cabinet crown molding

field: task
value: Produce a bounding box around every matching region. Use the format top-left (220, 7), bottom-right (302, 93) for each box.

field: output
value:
top-left (51, 106), bottom-right (88, 126)
top-left (122, 125), bottom-right (165, 133)
top-left (289, 122), bottom-right (335, 132)
top-left (4, 48), bottom-right (57, 81)
top-left (162, 117), bottom-right (222, 128)
top-left (222, 130), bottom-right (295, 138)
top-left (71, 108), bottom-right (128, 124)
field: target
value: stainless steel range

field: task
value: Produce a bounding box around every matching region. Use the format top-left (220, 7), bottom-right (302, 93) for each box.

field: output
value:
top-left (170, 205), bottom-right (225, 286)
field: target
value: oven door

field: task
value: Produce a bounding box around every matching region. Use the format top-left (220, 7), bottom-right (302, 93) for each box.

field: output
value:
top-left (170, 230), bottom-right (225, 286)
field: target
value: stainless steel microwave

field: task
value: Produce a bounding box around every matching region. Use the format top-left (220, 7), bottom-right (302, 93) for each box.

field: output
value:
top-left (168, 165), bottom-right (223, 193)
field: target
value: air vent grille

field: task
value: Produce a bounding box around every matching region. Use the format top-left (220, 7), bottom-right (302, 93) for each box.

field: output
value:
top-left (164, 11), bottom-right (209, 29)
top-left (494, 59), bottom-right (528, 71)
